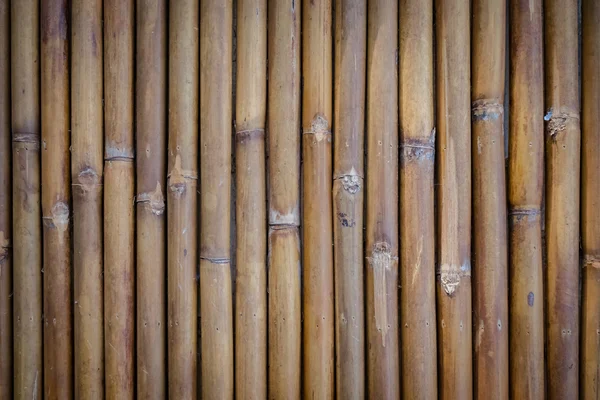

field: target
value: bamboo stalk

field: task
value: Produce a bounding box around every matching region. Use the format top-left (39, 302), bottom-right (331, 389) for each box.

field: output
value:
top-left (136, 0), bottom-right (167, 397)
top-left (544, 1), bottom-right (581, 398)
top-left (471, 0), bottom-right (508, 397)
top-left (366, 0), bottom-right (400, 397)
top-left (333, 0), bottom-right (366, 398)
top-left (581, 0), bottom-right (600, 397)
top-left (435, 0), bottom-right (473, 398)
top-left (235, 0), bottom-right (267, 398)
top-left (103, 0), bottom-right (134, 397)
top-left (508, 0), bottom-right (545, 398)
top-left (399, 0), bottom-right (437, 398)
top-left (41, 0), bottom-right (72, 398)
top-left (266, 0), bottom-right (302, 397)
top-left (71, 0), bottom-right (104, 396)
top-left (11, 0), bottom-right (42, 397)
top-left (168, 0), bottom-right (199, 397)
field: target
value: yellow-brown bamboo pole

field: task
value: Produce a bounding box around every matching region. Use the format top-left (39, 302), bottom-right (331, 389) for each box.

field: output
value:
top-left (544, 1), bottom-right (581, 398)
top-left (333, 0), bottom-right (366, 398)
top-left (235, 0), bottom-right (267, 397)
top-left (399, 0), bottom-right (437, 398)
top-left (103, 0), bottom-right (134, 397)
top-left (168, 0), bottom-right (198, 397)
top-left (267, 0), bottom-right (302, 397)
top-left (471, 0), bottom-right (508, 397)
top-left (508, 0), bottom-right (545, 398)
top-left (435, 0), bottom-right (472, 398)
top-left (72, 0), bottom-right (104, 397)
top-left (136, 0), bottom-right (167, 397)
top-left (581, 0), bottom-right (600, 397)
top-left (302, 0), bottom-right (334, 397)
top-left (366, 0), bottom-right (400, 398)
top-left (41, 0), bottom-right (72, 398)
top-left (11, 0), bottom-right (42, 397)
top-left (0, 0), bottom-right (11, 397)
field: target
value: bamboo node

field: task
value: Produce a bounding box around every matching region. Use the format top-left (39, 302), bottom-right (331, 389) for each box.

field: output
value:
top-left (235, 128), bottom-right (265, 141)
top-left (105, 144), bottom-right (135, 161)
top-left (583, 256), bottom-right (600, 270)
top-left (471, 99), bottom-right (504, 122)
top-left (304, 114), bottom-right (332, 142)
top-left (168, 155), bottom-right (198, 195)
top-left (73, 167), bottom-right (102, 192)
top-left (439, 263), bottom-right (471, 296)
top-left (12, 131), bottom-right (41, 150)
top-left (42, 201), bottom-right (70, 243)
top-left (269, 207), bottom-right (300, 227)
top-left (544, 109), bottom-right (579, 141)
top-left (338, 174), bottom-right (362, 194)
top-left (367, 242), bottom-right (398, 346)
top-left (0, 231), bottom-right (9, 262)
top-left (200, 256), bottom-right (230, 265)
top-left (136, 182), bottom-right (165, 215)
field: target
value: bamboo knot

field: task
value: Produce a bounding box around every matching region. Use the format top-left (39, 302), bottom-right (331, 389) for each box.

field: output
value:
top-left (367, 242), bottom-right (398, 346)
top-left (105, 145), bottom-right (135, 162)
top-left (583, 256), bottom-right (600, 270)
top-left (304, 114), bottom-right (332, 142)
top-left (438, 262), bottom-right (471, 296)
top-left (236, 128), bottom-right (265, 142)
top-left (73, 168), bottom-right (102, 192)
top-left (200, 256), bottom-right (230, 265)
top-left (42, 202), bottom-right (70, 244)
top-left (168, 155), bottom-right (198, 195)
top-left (136, 182), bottom-right (165, 216)
top-left (0, 231), bottom-right (9, 262)
top-left (544, 108), bottom-right (579, 141)
top-left (472, 99), bottom-right (504, 122)
top-left (12, 132), bottom-right (41, 150)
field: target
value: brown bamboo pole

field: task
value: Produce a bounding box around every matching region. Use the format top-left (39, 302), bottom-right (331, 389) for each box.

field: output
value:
top-left (103, 0), bottom-right (134, 397)
top-left (544, 1), bottom-right (581, 398)
top-left (471, 0), bottom-right (508, 397)
top-left (168, 0), bottom-right (199, 397)
top-left (581, 0), bottom-right (600, 397)
top-left (234, 0), bottom-right (267, 397)
top-left (266, 0), bottom-right (302, 397)
top-left (508, 0), bottom-right (545, 398)
top-left (366, 0), bottom-right (400, 397)
top-left (71, 0), bottom-right (104, 397)
top-left (435, 0), bottom-right (472, 398)
top-left (41, 0), bottom-right (72, 398)
top-left (333, 0), bottom-right (366, 398)
top-left (11, 0), bottom-right (42, 397)
top-left (136, 0), bottom-right (167, 397)
top-left (399, 0), bottom-right (437, 398)
top-left (0, 0), bottom-right (11, 397)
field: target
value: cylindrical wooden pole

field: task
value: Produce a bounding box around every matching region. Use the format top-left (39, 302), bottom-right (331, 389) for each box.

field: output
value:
top-left (136, 0), bottom-right (167, 397)
top-left (581, 0), bottom-right (600, 397)
top-left (471, 0), bottom-right (508, 397)
top-left (104, 0), bottom-right (134, 398)
top-left (399, 0), bottom-right (437, 398)
top-left (366, 0), bottom-right (400, 398)
top-left (71, 0), bottom-right (104, 397)
top-left (11, 0), bottom-right (42, 397)
top-left (235, 0), bottom-right (267, 398)
top-left (267, 1), bottom-right (302, 397)
top-left (168, 0), bottom-right (199, 397)
top-left (435, 0), bottom-right (473, 398)
top-left (41, 0), bottom-right (72, 398)
top-left (508, 0), bottom-right (545, 398)
top-left (333, 0), bottom-right (366, 398)
top-left (544, 1), bottom-right (581, 398)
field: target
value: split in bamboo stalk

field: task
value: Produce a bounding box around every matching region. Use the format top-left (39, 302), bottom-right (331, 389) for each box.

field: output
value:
top-left (267, 1), bottom-right (302, 397)
top-left (471, 1), bottom-right (508, 397)
top-left (435, 0), bottom-right (473, 397)
top-left (581, 1), bottom-right (600, 397)
top-left (399, 0), bottom-right (437, 398)
top-left (168, 0), bottom-right (199, 397)
top-left (508, 0), bottom-right (545, 398)
top-left (544, 1), bottom-right (581, 398)
top-left (104, 0), bottom-right (135, 397)
top-left (71, 0), bottom-right (105, 396)
top-left (41, 0), bottom-right (72, 398)
top-left (11, 0), bottom-right (42, 397)
top-left (333, 0), bottom-right (366, 398)
top-left (136, 0), bottom-right (167, 397)
top-left (235, 0), bottom-right (267, 398)
top-left (366, 0), bottom-right (400, 397)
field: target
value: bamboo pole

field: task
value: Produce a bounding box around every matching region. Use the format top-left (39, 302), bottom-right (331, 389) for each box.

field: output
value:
top-left (581, 0), bottom-right (600, 397)
top-left (471, 0), bottom-right (508, 397)
top-left (168, 0), bottom-right (199, 397)
top-left (199, 1), bottom-right (234, 397)
top-left (136, 0), bottom-right (167, 397)
top-left (435, 0), bottom-right (473, 398)
top-left (104, 0), bottom-right (134, 397)
top-left (366, 0), bottom-right (400, 397)
top-left (71, 0), bottom-right (104, 397)
top-left (266, 1), bottom-right (302, 397)
top-left (544, 1), bottom-right (581, 398)
top-left (41, 0), bottom-right (72, 398)
top-left (11, 0), bottom-right (42, 397)
top-left (508, 0), bottom-right (545, 398)
top-left (333, 0), bottom-right (366, 398)
top-left (235, 0), bottom-right (267, 398)
top-left (399, 0), bottom-right (437, 398)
